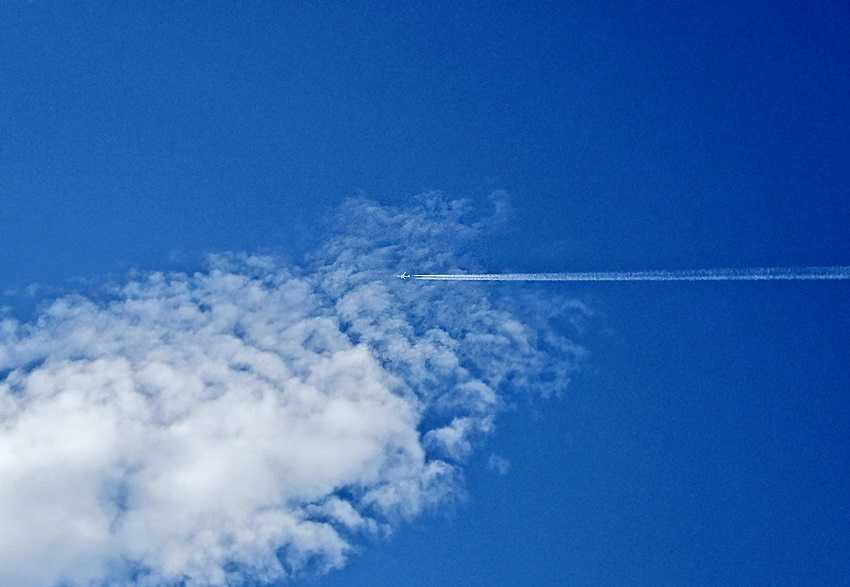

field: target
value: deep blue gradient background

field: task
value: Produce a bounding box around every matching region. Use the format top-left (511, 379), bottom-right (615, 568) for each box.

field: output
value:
top-left (2, 2), bottom-right (849, 585)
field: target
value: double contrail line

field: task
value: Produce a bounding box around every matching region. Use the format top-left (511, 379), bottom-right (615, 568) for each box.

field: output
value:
top-left (412, 266), bottom-right (850, 282)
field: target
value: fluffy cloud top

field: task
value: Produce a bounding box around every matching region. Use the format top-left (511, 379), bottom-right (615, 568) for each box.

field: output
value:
top-left (0, 194), bottom-right (585, 587)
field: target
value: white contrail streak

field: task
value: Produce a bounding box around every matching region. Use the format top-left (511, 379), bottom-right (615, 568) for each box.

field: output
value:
top-left (413, 266), bottom-right (850, 282)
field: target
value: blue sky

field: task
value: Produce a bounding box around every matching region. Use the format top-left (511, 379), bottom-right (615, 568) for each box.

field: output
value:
top-left (1, 2), bottom-right (849, 586)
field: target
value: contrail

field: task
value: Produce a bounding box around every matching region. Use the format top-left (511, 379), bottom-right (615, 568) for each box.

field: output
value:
top-left (412, 266), bottom-right (850, 282)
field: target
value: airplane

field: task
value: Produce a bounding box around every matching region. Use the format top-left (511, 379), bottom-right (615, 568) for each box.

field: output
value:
top-left (395, 272), bottom-right (411, 280)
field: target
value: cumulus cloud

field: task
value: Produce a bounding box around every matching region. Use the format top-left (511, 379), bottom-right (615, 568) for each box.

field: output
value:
top-left (0, 193), bottom-right (586, 587)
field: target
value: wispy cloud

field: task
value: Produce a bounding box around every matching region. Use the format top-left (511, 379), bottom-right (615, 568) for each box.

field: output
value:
top-left (487, 454), bottom-right (511, 475)
top-left (0, 193), bottom-right (586, 587)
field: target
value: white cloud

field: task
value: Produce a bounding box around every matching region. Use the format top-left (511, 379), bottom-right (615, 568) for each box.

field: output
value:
top-left (487, 454), bottom-right (511, 475)
top-left (0, 193), bottom-right (586, 586)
